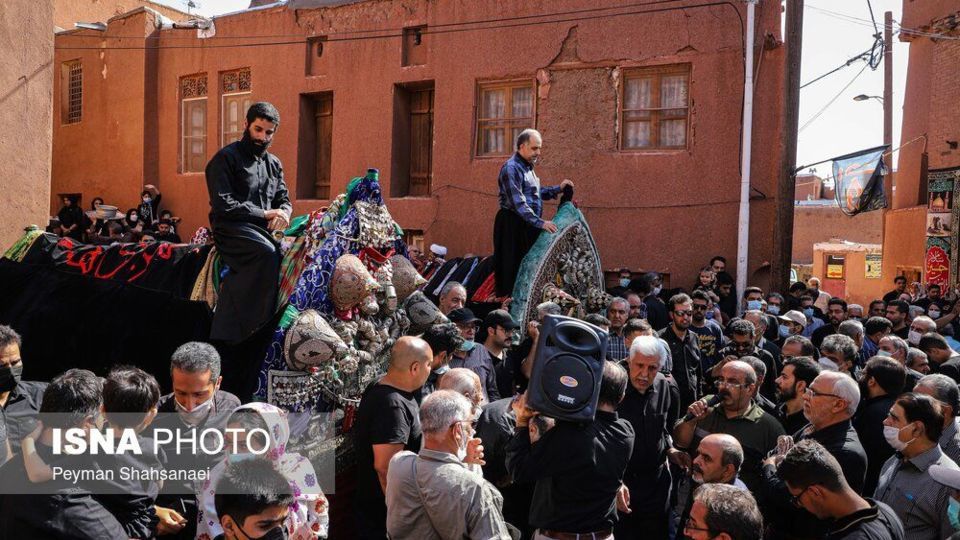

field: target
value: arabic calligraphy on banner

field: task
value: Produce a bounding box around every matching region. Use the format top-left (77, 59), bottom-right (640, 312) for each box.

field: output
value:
top-left (925, 166), bottom-right (960, 287)
top-left (926, 239), bottom-right (950, 287)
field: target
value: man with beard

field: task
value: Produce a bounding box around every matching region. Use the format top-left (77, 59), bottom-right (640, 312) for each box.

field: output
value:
top-left (659, 293), bottom-right (702, 409)
top-left (492, 129), bottom-right (573, 297)
top-left (204, 102), bottom-right (291, 343)
top-left (811, 298), bottom-right (849, 348)
top-left (885, 300), bottom-right (910, 341)
top-left (677, 434), bottom-right (748, 528)
top-left (853, 356), bottom-right (905, 495)
top-left (774, 356), bottom-right (821, 435)
top-left (714, 320), bottom-right (778, 403)
top-left (689, 290), bottom-right (725, 375)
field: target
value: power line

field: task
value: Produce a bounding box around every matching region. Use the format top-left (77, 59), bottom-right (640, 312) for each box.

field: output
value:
top-left (807, 4), bottom-right (960, 41)
top-left (799, 61), bottom-right (869, 133)
top-left (864, 0), bottom-right (880, 35)
top-left (800, 49), bottom-right (870, 89)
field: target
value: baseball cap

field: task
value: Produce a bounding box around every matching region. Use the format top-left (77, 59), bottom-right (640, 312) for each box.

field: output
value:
top-left (448, 308), bottom-right (480, 325)
top-left (779, 310), bottom-right (807, 327)
top-left (484, 309), bottom-right (519, 330)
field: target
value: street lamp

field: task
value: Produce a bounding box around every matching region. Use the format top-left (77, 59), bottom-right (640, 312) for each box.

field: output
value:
top-left (853, 94), bottom-right (884, 103)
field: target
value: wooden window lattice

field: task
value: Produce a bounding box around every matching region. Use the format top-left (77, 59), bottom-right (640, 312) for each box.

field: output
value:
top-left (222, 68), bottom-right (252, 94)
top-left (180, 74), bottom-right (208, 98)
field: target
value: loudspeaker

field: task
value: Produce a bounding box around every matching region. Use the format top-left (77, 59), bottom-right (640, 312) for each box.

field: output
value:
top-left (527, 314), bottom-right (608, 422)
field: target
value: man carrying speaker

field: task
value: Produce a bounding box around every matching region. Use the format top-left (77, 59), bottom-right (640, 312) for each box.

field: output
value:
top-left (505, 362), bottom-right (635, 540)
top-left (615, 335), bottom-right (682, 539)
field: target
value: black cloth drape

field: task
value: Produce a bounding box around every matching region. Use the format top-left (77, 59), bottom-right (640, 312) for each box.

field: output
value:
top-left (493, 208), bottom-right (540, 297)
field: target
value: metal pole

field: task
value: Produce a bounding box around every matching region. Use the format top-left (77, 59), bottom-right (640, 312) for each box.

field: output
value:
top-left (736, 0), bottom-right (757, 315)
top-left (883, 11), bottom-right (893, 211)
top-left (773, 0), bottom-right (804, 294)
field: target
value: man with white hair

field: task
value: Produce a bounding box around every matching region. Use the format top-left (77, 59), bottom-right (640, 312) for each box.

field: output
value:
top-left (914, 374), bottom-right (960, 463)
top-left (879, 335), bottom-right (922, 391)
top-left (493, 128), bottom-right (574, 297)
top-left (808, 277), bottom-right (832, 312)
top-left (848, 303), bottom-right (864, 320)
top-left (386, 390), bottom-right (512, 539)
top-left (760, 371), bottom-right (869, 538)
top-left (616, 336), bottom-right (681, 538)
top-left (909, 315), bottom-right (937, 345)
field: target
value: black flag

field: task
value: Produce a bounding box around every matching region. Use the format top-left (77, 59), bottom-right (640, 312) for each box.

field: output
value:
top-left (832, 145), bottom-right (888, 216)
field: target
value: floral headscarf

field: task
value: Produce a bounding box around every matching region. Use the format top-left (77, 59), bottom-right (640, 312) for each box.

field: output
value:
top-left (196, 402), bottom-right (329, 540)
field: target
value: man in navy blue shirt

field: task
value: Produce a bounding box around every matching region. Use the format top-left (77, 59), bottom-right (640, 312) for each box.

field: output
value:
top-left (493, 129), bottom-right (573, 296)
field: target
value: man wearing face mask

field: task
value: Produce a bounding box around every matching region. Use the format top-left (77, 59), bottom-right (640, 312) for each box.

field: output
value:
top-left (0, 325), bottom-right (46, 460)
top-left (138, 184), bottom-right (162, 228)
top-left (852, 357), bottom-right (906, 496)
top-left (876, 393), bottom-right (960, 540)
top-left (908, 315), bottom-right (937, 347)
top-left (689, 291), bottom-right (725, 375)
top-left (205, 102), bottom-right (292, 344)
top-left (152, 341), bottom-right (240, 539)
top-left (386, 390), bottom-right (513, 539)
top-left (635, 272), bottom-right (669, 331)
top-left (448, 308), bottom-right (500, 403)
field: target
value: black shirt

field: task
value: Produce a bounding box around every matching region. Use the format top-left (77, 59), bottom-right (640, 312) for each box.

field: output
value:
top-left (715, 345), bottom-right (779, 403)
top-left (826, 498), bottom-right (904, 540)
top-left (644, 295), bottom-right (669, 332)
top-left (775, 403), bottom-right (808, 437)
top-left (353, 382), bottom-right (422, 506)
top-left (506, 410), bottom-right (635, 532)
top-left (892, 325), bottom-right (909, 341)
top-left (618, 374), bottom-right (680, 514)
top-left (475, 397), bottom-right (516, 487)
top-left (882, 290), bottom-right (902, 304)
top-left (854, 394), bottom-right (898, 496)
top-left (658, 326), bottom-right (702, 409)
top-left (204, 139), bottom-right (292, 228)
top-left (811, 323), bottom-right (838, 348)
top-left (0, 380), bottom-right (46, 455)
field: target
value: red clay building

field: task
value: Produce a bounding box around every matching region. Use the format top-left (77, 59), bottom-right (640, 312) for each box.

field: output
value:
top-left (51, 0), bottom-right (787, 288)
top-left (881, 0), bottom-right (960, 288)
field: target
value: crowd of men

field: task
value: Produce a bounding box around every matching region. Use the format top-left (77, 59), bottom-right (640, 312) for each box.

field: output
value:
top-left (349, 261), bottom-right (960, 540)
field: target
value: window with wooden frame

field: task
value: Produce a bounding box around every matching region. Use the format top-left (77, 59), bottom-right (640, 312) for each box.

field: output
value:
top-left (621, 65), bottom-right (690, 150)
top-left (221, 68), bottom-right (253, 146)
top-left (61, 60), bottom-right (83, 124)
top-left (180, 73), bottom-right (208, 173)
top-left (475, 81), bottom-right (534, 157)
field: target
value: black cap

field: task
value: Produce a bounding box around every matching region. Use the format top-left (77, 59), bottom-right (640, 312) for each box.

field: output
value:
top-left (448, 308), bottom-right (480, 325)
top-left (484, 309), bottom-right (518, 330)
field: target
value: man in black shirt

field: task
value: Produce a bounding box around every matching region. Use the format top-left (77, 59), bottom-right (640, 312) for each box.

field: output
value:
top-left (812, 298), bottom-right (850, 348)
top-left (616, 335), bottom-right (681, 539)
top-left (633, 273), bottom-right (669, 331)
top-left (774, 356), bottom-right (821, 436)
top-left (658, 293), bottom-right (702, 409)
top-left (353, 336), bottom-right (433, 539)
top-left (0, 326), bottom-right (46, 460)
top-left (715, 320), bottom-right (779, 402)
top-left (777, 440), bottom-right (904, 540)
top-left (882, 276), bottom-right (908, 304)
top-left (885, 300), bottom-right (910, 341)
top-left (204, 102), bottom-right (292, 343)
top-left (506, 362), bottom-right (635, 538)
top-left (853, 356), bottom-right (905, 496)
top-left (0, 369), bottom-right (127, 539)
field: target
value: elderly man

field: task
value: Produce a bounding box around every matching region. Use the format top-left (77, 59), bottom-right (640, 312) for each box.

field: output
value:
top-left (781, 335), bottom-right (818, 360)
top-left (774, 356), bottom-right (822, 435)
top-left (0, 325), bottom-right (46, 459)
top-left (837, 319), bottom-right (864, 354)
top-left (914, 374), bottom-right (960, 463)
top-left (493, 129), bottom-right (573, 297)
top-left (909, 315), bottom-right (937, 347)
top-left (659, 293), bottom-right (703, 409)
top-left (678, 434), bottom-right (748, 531)
top-left (777, 310), bottom-right (807, 342)
top-left (876, 393), bottom-right (960, 540)
top-left (760, 371), bottom-right (867, 538)
top-left (879, 335), bottom-right (921, 391)
top-left (674, 361), bottom-right (785, 491)
top-left (853, 357), bottom-right (906, 495)
top-left (616, 336), bottom-right (681, 539)
top-left (626, 292), bottom-right (644, 320)
top-left (448, 308), bottom-right (500, 403)
top-left (777, 440), bottom-right (904, 540)
top-left (744, 310), bottom-right (782, 374)
top-left (386, 390), bottom-right (512, 539)
top-left (606, 297), bottom-right (630, 362)
top-left (907, 348), bottom-right (931, 374)
top-left (438, 281), bottom-right (467, 316)
top-left (820, 334), bottom-right (859, 376)
top-left (205, 102), bottom-right (291, 343)
top-left (438, 368), bottom-right (485, 420)
top-left (353, 336), bottom-right (434, 539)
top-left (682, 484), bottom-right (763, 540)
top-left (848, 303), bottom-right (865, 320)
top-left (507, 363), bottom-right (634, 539)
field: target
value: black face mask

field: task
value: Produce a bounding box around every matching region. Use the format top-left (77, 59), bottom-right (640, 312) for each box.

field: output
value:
top-left (241, 129), bottom-right (271, 157)
top-left (236, 523), bottom-right (288, 540)
top-left (0, 364), bottom-right (23, 393)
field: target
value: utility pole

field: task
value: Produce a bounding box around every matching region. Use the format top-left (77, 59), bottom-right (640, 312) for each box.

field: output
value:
top-left (883, 11), bottom-right (893, 211)
top-left (772, 0), bottom-right (803, 293)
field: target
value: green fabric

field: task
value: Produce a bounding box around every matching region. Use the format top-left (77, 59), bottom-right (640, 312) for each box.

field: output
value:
top-left (508, 202), bottom-right (595, 324)
top-left (284, 214), bottom-right (310, 237)
top-left (278, 303), bottom-right (300, 331)
top-left (340, 177), bottom-right (363, 220)
top-left (3, 229), bottom-right (43, 262)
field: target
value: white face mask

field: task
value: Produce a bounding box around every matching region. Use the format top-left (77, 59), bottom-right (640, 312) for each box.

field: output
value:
top-left (175, 395), bottom-right (214, 426)
top-left (653, 285), bottom-right (662, 296)
top-left (908, 330), bottom-right (922, 346)
top-left (883, 423), bottom-right (916, 452)
top-left (876, 349), bottom-right (893, 358)
top-left (930, 310), bottom-right (942, 319)
top-left (818, 357), bottom-right (840, 371)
